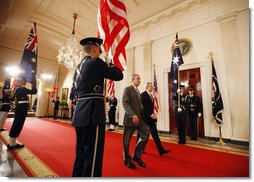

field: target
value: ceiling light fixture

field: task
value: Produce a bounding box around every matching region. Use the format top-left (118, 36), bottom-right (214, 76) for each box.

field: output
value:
top-left (57, 13), bottom-right (82, 69)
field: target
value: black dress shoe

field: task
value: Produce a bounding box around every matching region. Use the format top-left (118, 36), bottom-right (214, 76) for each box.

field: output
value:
top-left (7, 143), bottom-right (24, 151)
top-left (132, 157), bottom-right (146, 168)
top-left (159, 149), bottom-right (171, 156)
top-left (107, 128), bottom-right (115, 131)
top-left (15, 143), bottom-right (25, 149)
top-left (124, 161), bottom-right (137, 169)
top-left (7, 144), bottom-right (15, 150)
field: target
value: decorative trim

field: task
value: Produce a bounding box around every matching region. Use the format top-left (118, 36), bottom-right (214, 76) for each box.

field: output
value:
top-left (216, 11), bottom-right (239, 24)
top-left (0, 131), bottom-right (58, 177)
top-left (131, 0), bottom-right (210, 33)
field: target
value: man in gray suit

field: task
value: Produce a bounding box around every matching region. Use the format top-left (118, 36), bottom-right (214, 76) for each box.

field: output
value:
top-left (122, 74), bottom-right (150, 169)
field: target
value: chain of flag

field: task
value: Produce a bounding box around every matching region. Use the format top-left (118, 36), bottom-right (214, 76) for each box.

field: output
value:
top-left (211, 58), bottom-right (224, 125)
top-left (50, 78), bottom-right (58, 100)
top-left (153, 68), bottom-right (159, 113)
top-left (97, 0), bottom-right (130, 71)
top-left (170, 33), bottom-right (184, 94)
top-left (19, 22), bottom-right (38, 86)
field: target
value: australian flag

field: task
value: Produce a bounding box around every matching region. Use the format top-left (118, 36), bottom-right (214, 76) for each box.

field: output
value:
top-left (212, 61), bottom-right (224, 125)
top-left (19, 22), bottom-right (38, 86)
top-left (170, 33), bottom-right (184, 94)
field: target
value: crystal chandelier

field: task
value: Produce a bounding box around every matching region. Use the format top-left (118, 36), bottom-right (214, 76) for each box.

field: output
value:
top-left (57, 13), bottom-right (83, 69)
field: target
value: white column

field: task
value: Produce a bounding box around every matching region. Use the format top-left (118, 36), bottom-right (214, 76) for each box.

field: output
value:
top-left (142, 41), bottom-right (153, 85)
top-left (217, 11), bottom-right (248, 139)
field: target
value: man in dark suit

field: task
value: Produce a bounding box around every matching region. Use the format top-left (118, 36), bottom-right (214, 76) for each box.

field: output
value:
top-left (185, 87), bottom-right (202, 140)
top-left (71, 37), bottom-right (123, 177)
top-left (173, 85), bottom-right (187, 144)
top-left (140, 82), bottom-right (170, 155)
top-left (122, 74), bottom-right (150, 169)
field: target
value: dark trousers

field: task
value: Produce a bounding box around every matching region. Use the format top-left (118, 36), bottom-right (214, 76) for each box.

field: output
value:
top-left (176, 112), bottom-right (187, 143)
top-left (72, 125), bottom-right (105, 177)
top-left (108, 109), bottom-right (116, 125)
top-left (53, 109), bottom-right (58, 119)
top-left (123, 122), bottom-right (150, 163)
top-left (9, 104), bottom-right (28, 138)
top-left (136, 121), bottom-right (164, 154)
top-left (188, 116), bottom-right (197, 138)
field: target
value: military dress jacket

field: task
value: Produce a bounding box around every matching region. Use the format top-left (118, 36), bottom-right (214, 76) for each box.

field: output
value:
top-left (0, 94), bottom-right (13, 112)
top-left (185, 95), bottom-right (202, 117)
top-left (71, 55), bottom-right (123, 127)
top-left (173, 93), bottom-right (187, 114)
top-left (122, 85), bottom-right (144, 126)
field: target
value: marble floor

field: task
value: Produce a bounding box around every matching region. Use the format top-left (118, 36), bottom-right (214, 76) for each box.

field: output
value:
top-left (0, 120), bottom-right (249, 177)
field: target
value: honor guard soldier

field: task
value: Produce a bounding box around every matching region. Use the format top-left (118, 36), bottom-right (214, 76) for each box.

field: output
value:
top-left (108, 97), bottom-right (117, 131)
top-left (185, 87), bottom-right (202, 140)
top-left (7, 73), bottom-right (37, 150)
top-left (173, 85), bottom-right (187, 144)
top-left (0, 89), bottom-right (13, 131)
top-left (71, 37), bottom-right (123, 177)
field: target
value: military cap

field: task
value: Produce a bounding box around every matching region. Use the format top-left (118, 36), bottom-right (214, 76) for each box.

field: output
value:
top-left (80, 37), bottom-right (103, 47)
top-left (188, 87), bottom-right (194, 91)
top-left (180, 84), bottom-right (185, 88)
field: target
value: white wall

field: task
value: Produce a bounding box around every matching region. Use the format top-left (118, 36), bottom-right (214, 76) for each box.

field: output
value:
top-left (124, 0), bottom-right (248, 141)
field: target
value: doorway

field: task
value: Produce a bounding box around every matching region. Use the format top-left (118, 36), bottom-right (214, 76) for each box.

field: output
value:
top-left (168, 67), bottom-right (204, 138)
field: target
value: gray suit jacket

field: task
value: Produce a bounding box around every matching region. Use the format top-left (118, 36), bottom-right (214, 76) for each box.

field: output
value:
top-left (122, 85), bottom-right (143, 126)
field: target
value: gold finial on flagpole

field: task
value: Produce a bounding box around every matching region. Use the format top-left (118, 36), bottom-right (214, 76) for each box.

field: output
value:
top-left (208, 52), bottom-right (214, 59)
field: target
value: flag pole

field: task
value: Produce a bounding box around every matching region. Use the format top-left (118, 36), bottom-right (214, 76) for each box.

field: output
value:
top-left (177, 32), bottom-right (181, 108)
top-left (209, 52), bottom-right (227, 146)
top-left (177, 69), bottom-right (180, 108)
top-left (216, 125), bottom-right (227, 145)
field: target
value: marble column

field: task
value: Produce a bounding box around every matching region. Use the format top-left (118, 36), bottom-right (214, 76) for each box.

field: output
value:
top-left (217, 11), bottom-right (249, 138)
top-left (142, 41), bottom-right (153, 85)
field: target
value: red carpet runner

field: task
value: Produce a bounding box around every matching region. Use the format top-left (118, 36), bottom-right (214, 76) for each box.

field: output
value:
top-left (0, 118), bottom-right (249, 177)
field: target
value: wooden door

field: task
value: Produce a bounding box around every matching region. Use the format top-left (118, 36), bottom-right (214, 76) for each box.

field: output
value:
top-left (168, 68), bottom-right (204, 138)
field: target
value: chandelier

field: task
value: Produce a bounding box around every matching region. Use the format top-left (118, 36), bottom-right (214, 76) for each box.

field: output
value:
top-left (57, 13), bottom-right (83, 69)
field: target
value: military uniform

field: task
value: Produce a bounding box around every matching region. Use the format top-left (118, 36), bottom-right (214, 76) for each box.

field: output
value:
top-left (9, 84), bottom-right (37, 139)
top-left (185, 91), bottom-right (202, 140)
top-left (173, 92), bottom-right (187, 144)
top-left (71, 37), bottom-right (123, 177)
top-left (108, 97), bottom-right (117, 130)
top-left (0, 91), bottom-right (12, 131)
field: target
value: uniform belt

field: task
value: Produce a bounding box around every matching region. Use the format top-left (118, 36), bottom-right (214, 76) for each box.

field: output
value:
top-left (18, 101), bottom-right (29, 104)
top-left (78, 93), bottom-right (104, 101)
top-left (1, 103), bottom-right (10, 105)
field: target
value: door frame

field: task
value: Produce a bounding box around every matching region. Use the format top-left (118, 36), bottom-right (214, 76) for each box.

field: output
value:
top-left (163, 61), bottom-right (213, 137)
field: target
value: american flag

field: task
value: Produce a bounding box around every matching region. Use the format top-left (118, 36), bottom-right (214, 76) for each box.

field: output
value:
top-left (19, 22), bottom-right (38, 85)
top-left (153, 68), bottom-right (159, 113)
top-left (170, 33), bottom-right (184, 94)
top-left (50, 78), bottom-right (57, 100)
top-left (107, 79), bottom-right (115, 99)
top-left (97, 0), bottom-right (130, 71)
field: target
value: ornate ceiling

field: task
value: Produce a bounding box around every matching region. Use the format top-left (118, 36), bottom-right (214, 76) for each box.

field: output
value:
top-left (0, 0), bottom-right (182, 64)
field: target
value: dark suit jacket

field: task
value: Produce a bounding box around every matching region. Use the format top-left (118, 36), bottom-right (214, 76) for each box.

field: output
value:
top-left (122, 85), bottom-right (143, 126)
top-left (141, 91), bottom-right (156, 125)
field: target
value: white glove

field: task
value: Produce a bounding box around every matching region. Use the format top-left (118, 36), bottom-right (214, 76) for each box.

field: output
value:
top-left (177, 89), bottom-right (180, 93)
top-left (198, 113), bottom-right (202, 117)
top-left (178, 108), bottom-right (182, 112)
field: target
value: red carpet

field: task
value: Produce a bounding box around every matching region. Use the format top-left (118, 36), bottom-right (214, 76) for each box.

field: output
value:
top-left (1, 118), bottom-right (249, 177)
